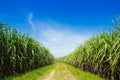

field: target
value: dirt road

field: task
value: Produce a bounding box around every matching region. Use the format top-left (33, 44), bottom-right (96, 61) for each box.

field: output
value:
top-left (43, 63), bottom-right (76, 80)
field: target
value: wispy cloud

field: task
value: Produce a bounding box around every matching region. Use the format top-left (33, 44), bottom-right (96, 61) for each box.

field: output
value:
top-left (27, 13), bottom-right (90, 58)
top-left (28, 12), bottom-right (36, 35)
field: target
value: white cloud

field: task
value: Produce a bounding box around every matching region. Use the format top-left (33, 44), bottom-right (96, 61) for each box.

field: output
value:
top-left (28, 12), bottom-right (36, 35)
top-left (27, 13), bottom-right (90, 58)
top-left (34, 22), bottom-right (90, 58)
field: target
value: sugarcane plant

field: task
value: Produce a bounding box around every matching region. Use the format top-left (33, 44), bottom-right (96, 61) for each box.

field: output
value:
top-left (58, 19), bottom-right (120, 80)
top-left (0, 23), bottom-right (54, 76)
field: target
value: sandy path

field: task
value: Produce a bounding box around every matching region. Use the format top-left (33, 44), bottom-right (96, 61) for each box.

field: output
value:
top-left (43, 63), bottom-right (76, 80)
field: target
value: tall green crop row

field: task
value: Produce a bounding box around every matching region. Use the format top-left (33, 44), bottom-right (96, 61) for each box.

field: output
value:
top-left (0, 23), bottom-right (54, 76)
top-left (59, 20), bottom-right (120, 80)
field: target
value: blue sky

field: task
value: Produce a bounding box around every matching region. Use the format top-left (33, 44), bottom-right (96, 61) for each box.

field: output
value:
top-left (0, 0), bottom-right (120, 57)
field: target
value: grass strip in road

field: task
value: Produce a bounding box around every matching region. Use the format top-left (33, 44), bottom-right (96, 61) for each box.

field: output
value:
top-left (0, 63), bottom-right (56, 80)
top-left (65, 63), bottom-right (106, 80)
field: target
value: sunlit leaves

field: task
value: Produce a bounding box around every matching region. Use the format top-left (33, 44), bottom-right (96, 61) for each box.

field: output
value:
top-left (59, 19), bottom-right (120, 80)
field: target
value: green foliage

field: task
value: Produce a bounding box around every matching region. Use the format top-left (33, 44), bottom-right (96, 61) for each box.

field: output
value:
top-left (0, 23), bottom-right (54, 76)
top-left (0, 63), bottom-right (56, 80)
top-left (65, 63), bottom-right (105, 80)
top-left (58, 19), bottom-right (120, 80)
